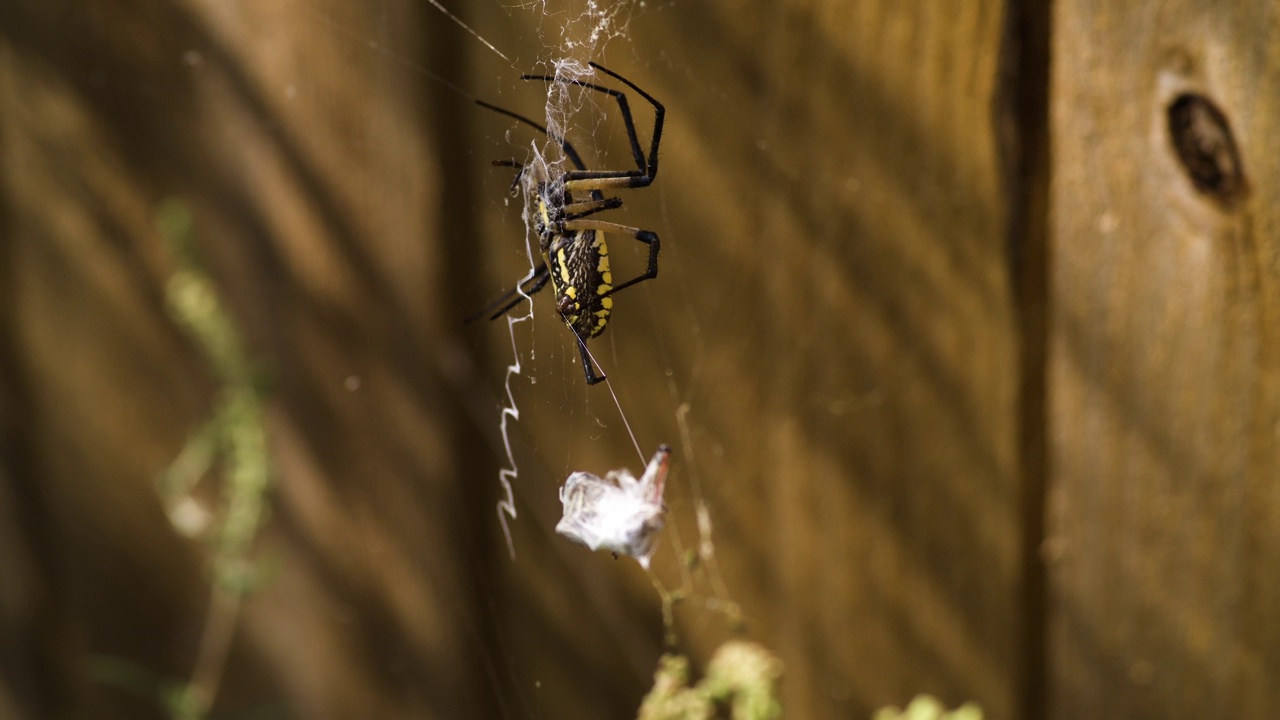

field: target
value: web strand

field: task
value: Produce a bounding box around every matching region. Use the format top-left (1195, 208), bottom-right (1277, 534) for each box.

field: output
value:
top-left (423, 0), bottom-right (512, 62)
top-left (295, 0), bottom-right (485, 101)
top-left (577, 339), bottom-right (646, 466)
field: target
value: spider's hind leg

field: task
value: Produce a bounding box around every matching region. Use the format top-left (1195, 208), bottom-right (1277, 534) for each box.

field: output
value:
top-left (575, 337), bottom-right (606, 385)
top-left (464, 262), bottom-right (552, 323)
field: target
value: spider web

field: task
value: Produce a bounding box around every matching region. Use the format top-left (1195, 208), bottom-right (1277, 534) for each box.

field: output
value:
top-left (444, 0), bottom-right (746, 654)
top-left (292, 0), bottom-right (749, 716)
top-left (424, 0), bottom-right (746, 659)
top-left (479, 4), bottom-right (650, 562)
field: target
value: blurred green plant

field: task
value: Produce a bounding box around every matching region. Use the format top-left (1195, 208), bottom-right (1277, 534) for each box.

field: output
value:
top-left (86, 656), bottom-right (202, 720)
top-left (110, 198), bottom-right (275, 720)
top-left (156, 199), bottom-right (271, 580)
top-left (637, 641), bottom-right (782, 720)
top-left (872, 694), bottom-right (985, 720)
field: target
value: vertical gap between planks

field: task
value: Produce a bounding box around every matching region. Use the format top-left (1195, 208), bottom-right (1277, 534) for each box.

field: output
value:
top-left (996, 0), bottom-right (1053, 718)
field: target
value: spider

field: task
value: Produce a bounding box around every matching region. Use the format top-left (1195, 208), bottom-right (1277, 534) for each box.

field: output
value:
top-left (471, 62), bottom-right (664, 385)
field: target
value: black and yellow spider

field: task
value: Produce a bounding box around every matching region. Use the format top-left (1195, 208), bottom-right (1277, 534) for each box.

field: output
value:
top-left (472, 62), bottom-right (664, 385)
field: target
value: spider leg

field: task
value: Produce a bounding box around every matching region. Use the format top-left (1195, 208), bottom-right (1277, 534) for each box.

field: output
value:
top-left (464, 262), bottom-right (551, 322)
top-left (560, 219), bottom-right (659, 297)
top-left (475, 100), bottom-right (588, 171)
top-left (493, 159), bottom-right (526, 192)
top-left (562, 196), bottom-right (623, 220)
top-left (574, 335), bottom-right (606, 385)
top-left (476, 99), bottom-right (605, 202)
top-left (588, 62), bottom-right (664, 180)
top-left (521, 62), bottom-right (664, 183)
top-left (520, 75), bottom-right (645, 174)
top-left (563, 172), bottom-right (656, 191)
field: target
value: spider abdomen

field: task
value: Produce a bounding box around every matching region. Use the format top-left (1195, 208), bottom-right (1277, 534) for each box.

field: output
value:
top-left (548, 229), bottom-right (613, 339)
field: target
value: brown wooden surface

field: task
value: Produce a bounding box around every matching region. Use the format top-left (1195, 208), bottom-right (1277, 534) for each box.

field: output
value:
top-left (5, 0), bottom-right (1272, 719)
top-left (0, 1), bottom-right (500, 717)
top-left (7, 1), bottom-right (1022, 718)
top-left (1048, 2), bottom-right (1280, 718)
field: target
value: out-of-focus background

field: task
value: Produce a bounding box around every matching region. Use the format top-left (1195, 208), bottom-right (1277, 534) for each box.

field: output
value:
top-left (2, 1), bottom-right (1278, 718)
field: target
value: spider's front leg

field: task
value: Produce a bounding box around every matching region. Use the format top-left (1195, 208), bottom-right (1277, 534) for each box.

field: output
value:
top-left (492, 159), bottom-right (526, 193)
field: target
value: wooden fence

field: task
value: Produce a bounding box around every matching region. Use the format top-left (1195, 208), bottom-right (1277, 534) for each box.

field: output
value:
top-left (0, 1), bottom-right (1276, 718)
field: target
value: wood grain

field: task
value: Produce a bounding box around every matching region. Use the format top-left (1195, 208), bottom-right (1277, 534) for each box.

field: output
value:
top-left (1049, 1), bottom-right (1280, 717)
top-left (0, 0), bottom-right (500, 717)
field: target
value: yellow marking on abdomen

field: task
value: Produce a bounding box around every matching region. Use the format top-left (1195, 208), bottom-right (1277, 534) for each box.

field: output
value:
top-left (556, 249), bottom-right (571, 284)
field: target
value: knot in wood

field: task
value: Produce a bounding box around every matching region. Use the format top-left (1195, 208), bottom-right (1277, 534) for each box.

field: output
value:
top-left (1166, 93), bottom-right (1248, 208)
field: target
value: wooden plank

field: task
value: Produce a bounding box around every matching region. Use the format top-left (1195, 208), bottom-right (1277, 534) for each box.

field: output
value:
top-left (0, 1), bottom-right (504, 717)
top-left (1049, 1), bottom-right (1280, 717)
top-left (481, 1), bottom-right (1024, 717)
